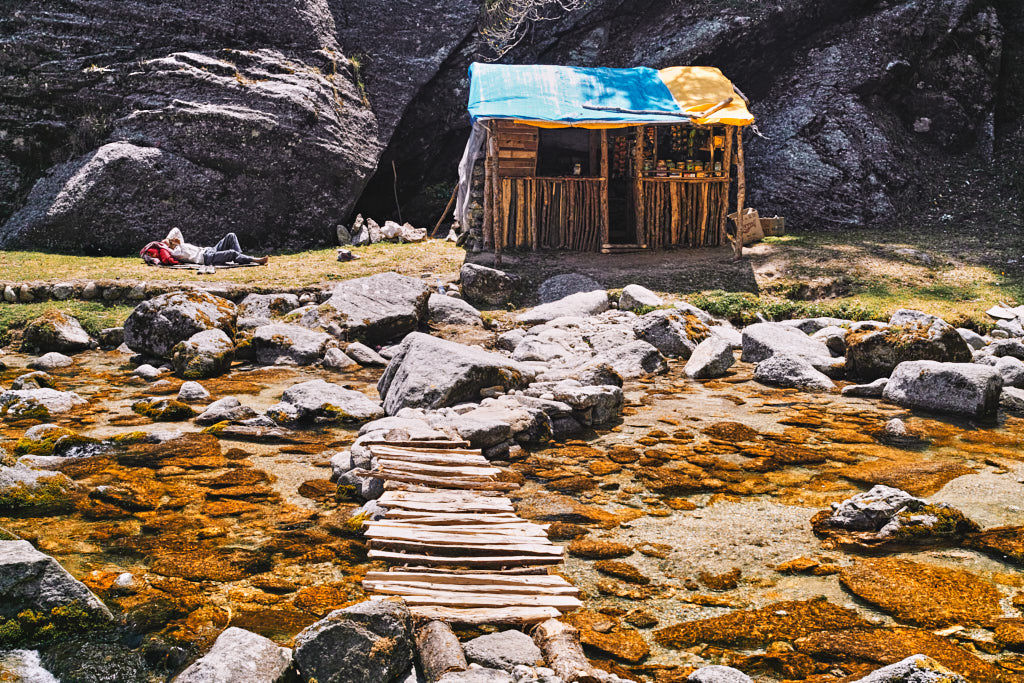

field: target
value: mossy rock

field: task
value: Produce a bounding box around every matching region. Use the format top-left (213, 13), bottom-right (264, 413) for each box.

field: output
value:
top-left (132, 399), bottom-right (197, 422)
top-left (0, 601), bottom-right (113, 647)
top-left (14, 427), bottom-right (98, 457)
top-left (0, 477), bottom-right (76, 513)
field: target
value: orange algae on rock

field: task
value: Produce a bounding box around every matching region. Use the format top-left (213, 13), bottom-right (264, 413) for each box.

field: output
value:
top-left (654, 598), bottom-right (869, 649)
top-left (838, 558), bottom-right (1003, 628)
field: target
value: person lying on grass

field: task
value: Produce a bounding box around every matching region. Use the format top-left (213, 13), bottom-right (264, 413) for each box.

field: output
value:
top-left (162, 228), bottom-right (269, 270)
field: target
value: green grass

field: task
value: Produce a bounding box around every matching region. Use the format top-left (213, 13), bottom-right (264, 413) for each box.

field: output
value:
top-left (0, 301), bottom-right (134, 347)
top-left (0, 240), bottom-right (465, 289)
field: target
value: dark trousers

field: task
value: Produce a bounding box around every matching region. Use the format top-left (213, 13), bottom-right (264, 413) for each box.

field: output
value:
top-left (204, 233), bottom-right (254, 265)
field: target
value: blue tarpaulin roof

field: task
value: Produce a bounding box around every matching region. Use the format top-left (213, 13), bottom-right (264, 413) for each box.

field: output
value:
top-left (467, 63), bottom-right (689, 127)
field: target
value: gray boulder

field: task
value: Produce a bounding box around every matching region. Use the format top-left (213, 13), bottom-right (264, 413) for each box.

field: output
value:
top-left (173, 627), bottom-right (292, 683)
top-left (538, 273), bottom-right (602, 303)
top-left (882, 360), bottom-right (1002, 420)
top-left (463, 630), bottom-right (543, 672)
top-left (238, 293), bottom-right (301, 322)
top-left (133, 364), bottom-right (166, 381)
top-left (438, 669), bottom-right (514, 683)
top-left (996, 355), bottom-right (1024, 388)
top-left (322, 273), bottom-right (430, 345)
top-left (988, 338), bottom-right (1024, 360)
top-left (517, 291), bottom-right (609, 326)
top-left (633, 309), bottom-right (710, 359)
top-left (1000, 386), bottom-right (1024, 413)
top-left (845, 317), bottom-right (971, 381)
top-left (740, 323), bottom-right (831, 363)
top-left (754, 354), bottom-right (836, 391)
top-left (429, 293), bottom-right (484, 327)
top-left (496, 328), bottom-right (527, 352)
top-left (841, 378), bottom-right (888, 398)
top-left (460, 264), bottom-right (520, 307)
top-left (828, 485), bottom-right (924, 531)
top-left (252, 324), bottom-right (333, 366)
top-left (11, 372), bottom-right (54, 391)
top-left (124, 291), bottom-right (237, 358)
top-left (585, 340), bottom-right (667, 380)
top-left (22, 312), bottom-right (92, 353)
top-left (293, 599), bottom-right (414, 683)
top-left (378, 333), bottom-right (529, 414)
top-left (28, 352), bottom-right (74, 371)
top-left (618, 284), bottom-right (663, 311)
top-left (710, 325), bottom-right (742, 349)
top-left (684, 336), bottom-right (736, 379)
top-left (688, 666), bottom-right (753, 683)
top-left (0, 540), bottom-right (113, 621)
top-left (269, 379), bottom-right (384, 424)
top-left (0, 388), bottom-right (86, 417)
top-left (673, 301), bottom-right (716, 325)
top-left (851, 655), bottom-right (967, 683)
top-left (323, 348), bottom-right (359, 372)
top-left (781, 317), bottom-right (852, 335)
top-left (195, 397), bottom-right (258, 425)
top-left (0, 464), bottom-right (73, 504)
top-left (811, 325), bottom-right (848, 355)
top-left (178, 381), bottom-right (211, 403)
top-left (956, 328), bottom-right (986, 350)
top-left (172, 329), bottom-right (234, 379)
top-left (347, 342), bottom-right (388, 367)
top-left (531, 381), bottom-right (623, 426)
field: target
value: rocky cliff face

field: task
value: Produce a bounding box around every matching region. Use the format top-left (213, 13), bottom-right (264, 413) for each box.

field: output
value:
top-left (1, 0), bottom-right (1021, 253)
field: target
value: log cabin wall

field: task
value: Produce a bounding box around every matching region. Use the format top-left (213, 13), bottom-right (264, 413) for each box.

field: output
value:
top-left (487, 122), bottom-right (734, 253)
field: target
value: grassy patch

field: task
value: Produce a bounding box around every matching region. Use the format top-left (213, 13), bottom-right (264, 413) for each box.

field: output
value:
top-left (0, 240), bottom-right (465, 289)
top-left (0, 301), bottom-right (134, 347)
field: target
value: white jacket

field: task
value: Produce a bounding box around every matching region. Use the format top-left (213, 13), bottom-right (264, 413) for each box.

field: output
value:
top-left (164, 228), bottom-right (205, 264)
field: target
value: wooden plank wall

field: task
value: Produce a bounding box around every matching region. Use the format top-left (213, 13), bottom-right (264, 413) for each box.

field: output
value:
top-left (499, 178), bottom-right (605, 252)
top-left (637, 179), bottom-right (729, 248)
top-left (494, 121), bottom-right (538, 177)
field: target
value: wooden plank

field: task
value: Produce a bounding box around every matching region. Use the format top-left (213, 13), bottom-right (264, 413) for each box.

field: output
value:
top-left (364, 571), bottom-right (573, 587)
top-left (375, 459), bottom-right (501, 477)
top-left (365, 527), bottom-right (554, 546)
top-left (379, 490), bottom-right (511, 504)
top-left (368, 520), bottom-right (549, 534)
top-left (382, 511), bottom-right (525, 524)
top-left (371, 471), bottom-right (519, 491)
top-left (365, 588), bottom-right (582, 610)
top-left (368, 537), bottom-right (563, 557)
top-left (408, 606), bottom-right (561, 626)
top-left (362, 441), bottom-right (473, 450)
top-left (368, 550), bottom-right (561, 566)
top-left (363, 580), bottom-right (579, 597)
top-left (369, 451), bottom-right (490, 467)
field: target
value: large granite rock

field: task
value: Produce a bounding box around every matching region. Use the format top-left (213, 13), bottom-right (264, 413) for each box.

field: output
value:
top-left (517, 291), bottom-right (610, 326)
top-left (22, 312), bottom-right (92, 354)
top-left (851, 655), bottom-right (967, 683)
top-left (174, 627), bottom-right (292, 683)
top-left (754, 354), bottom-right (836, 391)
top-left (268, 379), bottom-right (384, 425)
top-left (740, 322), bottom-right (831, 364)
top-left (688, 666), bottom-right (753, 683)
top-left (585, 340), bottom-right (667, 380)
top-left (463, 630), bottom-right (543, 672)
top-left (618, 284), bottom-right (663, 312)
top-left (251, 324), bottom-right (333, 366)
top-left (633, 309), bottom-right (710, 359)
top-left (0, 540), bottom-right (113, 621)
top-left (238, 293), bottom-right (301, 327)
top-left (459, 264), bottom-right (520, 307)
top-left (0, 388), bottom-right (86, 417)
top-left (685, 336), bottom-right (736, 379)
top-left (195, 396), bottom-right (258, 425)
top-left (828, 485), bottom-right (924, 532)
top-left (172, 329), bottom-right (234, 379)
top-left (322, 273), bottom-right (430, 345)
top-left (538, 273), bottom-right (602, 303)
top-left (883, 360), bottom-right (1003, 420)
top-left (0, 0), bottom-right (385, 255)
top-left (124, 291), bottom-right (237, 359)
top-left (293, 599), bottom-right (414, 683)
top-left (846, 315), bottom-right (972, 381)
top-left (378, 333), bottom-right (530, 414)
top-left (428, 293), bottom-right (483, 327)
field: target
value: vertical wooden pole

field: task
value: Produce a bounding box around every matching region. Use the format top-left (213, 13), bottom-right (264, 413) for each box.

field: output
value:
top-left (733, 127), bottom-right (746, 260)
top-left (634, 126), bottom-right (646, 247)
top-left (483, 124), bottom-right (494, 252)
top-left (600, 130), bottom-right (610, 248)
top-left (720, 127), bottom-right (734, 247)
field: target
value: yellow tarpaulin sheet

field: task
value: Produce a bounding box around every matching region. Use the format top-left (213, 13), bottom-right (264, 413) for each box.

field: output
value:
top-left (657, 66), bottom-right (753, 127)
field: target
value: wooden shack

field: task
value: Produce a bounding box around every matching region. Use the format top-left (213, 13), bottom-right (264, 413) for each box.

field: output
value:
top-left (456, 64), bottom-right (755, 255)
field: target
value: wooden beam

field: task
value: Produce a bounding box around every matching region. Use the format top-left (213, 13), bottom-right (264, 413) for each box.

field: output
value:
top-left (733, 128), bottom-right (746, 260)
top-left (600, 129), bottom-right (610, 248)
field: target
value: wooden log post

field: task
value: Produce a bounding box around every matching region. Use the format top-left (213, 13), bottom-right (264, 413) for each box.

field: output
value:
top-left (416, 620), bottom-right (468, 683)
top-left (483, 124), bottom-right (495, 252)
top-left (732, 127), bottom-right (746, 260)
top-left (633, 127), bottom-right (646, 248)
top-left (600, 130), bottom-right (610, 248)
top-left (719, 127), bottom-right (734, 246)
top-left (533, 619), bottom-right (602, 683)
top-left (490, 130), bottom-right (503, 267)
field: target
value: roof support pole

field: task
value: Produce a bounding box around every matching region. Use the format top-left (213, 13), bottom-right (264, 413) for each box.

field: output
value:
top-left (732, 127), bottom-right (746, 260)
top-left (634, 126), bottom-right (646, 248)
top-left (600, 130), bottom-right (610, 248)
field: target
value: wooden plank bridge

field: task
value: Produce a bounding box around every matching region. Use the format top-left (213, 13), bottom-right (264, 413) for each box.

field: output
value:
top-left (361, 440), bottom-right (581, 626)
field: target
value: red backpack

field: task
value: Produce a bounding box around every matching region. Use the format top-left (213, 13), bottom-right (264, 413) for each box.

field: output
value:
top-left (140, 241), bottom-right (179, 266)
